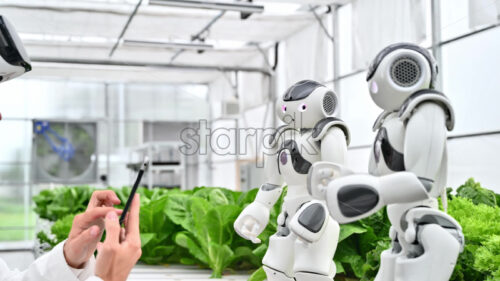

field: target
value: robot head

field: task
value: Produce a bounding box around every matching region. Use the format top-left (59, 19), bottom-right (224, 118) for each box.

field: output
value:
top-left (277, 80), bottom-right (338, 129)
top-left (366, 43), bottom-right (438, 111)
top-left (0, 15), bottom-right (31, 83)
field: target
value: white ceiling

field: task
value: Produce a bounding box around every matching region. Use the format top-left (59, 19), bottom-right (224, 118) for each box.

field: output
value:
top-left (1, 0), bottom-right (343, 83)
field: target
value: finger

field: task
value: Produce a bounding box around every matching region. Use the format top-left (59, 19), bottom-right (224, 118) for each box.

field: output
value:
top-left (104, 211), bottom-right (121, 246)
top-left (120, 228), bottom-right (126, 243)
top-left (89, 190), bottom-right (121, 208)
top-left (78, 207), bottom-right (123, 228)
top-left (96, 242), bottom-right (104, 253)
top-left (65, 225), bottom-right (101, 262)
top-left (125, 194), bottom-right (140, 241)
top-left (251, 237), bottom-right (261, 244)
top-left (250, 224), bottom-right (261, 244)
top-left (241, 229), bottom-right (257, 242)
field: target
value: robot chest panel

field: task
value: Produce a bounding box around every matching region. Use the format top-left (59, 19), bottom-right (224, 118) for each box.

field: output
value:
top-left (371, 115), bottom-right (407, 174)
top-left (277, 130), bottom-right (320, 181)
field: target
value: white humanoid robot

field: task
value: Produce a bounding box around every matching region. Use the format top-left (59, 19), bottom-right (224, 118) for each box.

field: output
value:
top-left (0, 15), bottom-right (31, 82)
top-left (234, 80), bottom-right (350, 281)
top-left (307, 43), bottom-right (464, 281)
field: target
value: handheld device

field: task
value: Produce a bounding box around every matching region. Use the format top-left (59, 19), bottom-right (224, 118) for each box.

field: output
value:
top-left (119, 157), bottom-right (149, 225)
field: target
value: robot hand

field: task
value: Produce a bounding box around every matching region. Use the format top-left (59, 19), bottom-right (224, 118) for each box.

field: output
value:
top-left (234, 202), bottom-right (270, 243)
top-left (307, 162), bottom-right (354, 200)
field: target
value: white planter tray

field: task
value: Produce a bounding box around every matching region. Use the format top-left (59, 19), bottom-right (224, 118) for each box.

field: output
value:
top-left (128, 264), bottom-right (251, 281)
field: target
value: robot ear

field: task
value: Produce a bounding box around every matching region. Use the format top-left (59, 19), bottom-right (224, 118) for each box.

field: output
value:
top-left (389, 55), bottom-right (423, 88)
top-left (322, 91), bottom-right (337, 116)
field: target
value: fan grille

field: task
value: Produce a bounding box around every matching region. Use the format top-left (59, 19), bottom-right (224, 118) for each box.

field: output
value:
top-left (391, 56), bottom-right (421, 87)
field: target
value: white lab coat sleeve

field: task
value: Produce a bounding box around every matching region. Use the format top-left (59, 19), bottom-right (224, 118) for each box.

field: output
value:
top-left (0, 241), bottom-right (103, 281)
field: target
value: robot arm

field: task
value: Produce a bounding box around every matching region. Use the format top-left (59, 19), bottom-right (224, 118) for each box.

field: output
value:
top-left (234, 146), bottom-right (283, 243)
top-left (403, 102), bottom-right (448, 196)
top-left (312, 167), bottom-right (429, 224)
top-left (307, 119), bottom-right (350, 199)
top-left (321, 126), bottom-right (348, 165)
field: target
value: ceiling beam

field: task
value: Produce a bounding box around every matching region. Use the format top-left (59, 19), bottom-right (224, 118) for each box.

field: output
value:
top-left (148, 0), bottom-right (264, 14)
top-left (30, 57), bottom-right (272, 75)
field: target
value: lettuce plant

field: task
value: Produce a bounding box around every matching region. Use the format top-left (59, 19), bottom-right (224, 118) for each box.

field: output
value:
top-left (33, 179), bottom-right (500, 280)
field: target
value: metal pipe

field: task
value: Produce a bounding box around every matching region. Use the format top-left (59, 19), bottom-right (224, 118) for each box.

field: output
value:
top-left (108, 0), bottom-right (143, 58)
top-left (310, 4), bottom-right (335, 43)
top-left (170, 10), bottom-right (226, 63)
top-left (431, 0), bottom-right (443, 90)
top-left (30, 57), bottom-right (272, 75)
top-left (123, 39), bottom-right (214, 50)
top-left (148, 0), bottom-right (264, 13)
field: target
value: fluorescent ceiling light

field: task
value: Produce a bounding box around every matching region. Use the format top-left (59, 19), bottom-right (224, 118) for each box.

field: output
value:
top-left (123, 39), bottom-right (214, 50)
top-left (148, 0), bottom-right (265, 14)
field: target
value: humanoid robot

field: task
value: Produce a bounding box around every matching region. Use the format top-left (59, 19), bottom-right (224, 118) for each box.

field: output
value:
top-left (234, 80), bottom-right (350, 281)
top-left (0, 15), bottom-right (31, 82)
top-left (306, 43), bottom-right (464, 281)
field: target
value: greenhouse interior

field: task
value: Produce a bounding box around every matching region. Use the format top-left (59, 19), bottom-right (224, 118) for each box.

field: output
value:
top-left (0, 0), bottom-right (499, 280)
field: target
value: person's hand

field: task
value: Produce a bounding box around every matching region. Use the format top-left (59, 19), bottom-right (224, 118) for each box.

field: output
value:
top-left (95, 194), bottom-right (142, 281)
top-left (64, 190), bottom-right (122, 268)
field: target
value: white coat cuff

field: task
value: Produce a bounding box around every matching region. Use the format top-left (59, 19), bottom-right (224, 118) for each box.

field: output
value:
top-left (34, 241), bottom-right (83, 281)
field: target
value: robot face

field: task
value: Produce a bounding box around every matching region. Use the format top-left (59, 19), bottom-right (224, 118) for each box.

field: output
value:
top-left (0, 16), bottom-right (31, 83)
top-left (366, 43), bottom-right (436, 111)
top-left (278, 80), bottom-right (338, 128)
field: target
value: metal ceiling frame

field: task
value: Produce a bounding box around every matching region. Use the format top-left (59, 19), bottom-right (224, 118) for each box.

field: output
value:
top-left (170, 10), bottom-right (226, 63)
top-left (148, 0), bottom-right (265, 14)
top-left (109, 0), bottom-right (143, 57)
top-left (30, 57), bottom-right (273, 75)
top-left (123, 39), bottom-right (214, 50)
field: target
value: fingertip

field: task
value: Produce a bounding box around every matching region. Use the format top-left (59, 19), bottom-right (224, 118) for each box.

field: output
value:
top-left (109, 192), bottom-right (121, 204)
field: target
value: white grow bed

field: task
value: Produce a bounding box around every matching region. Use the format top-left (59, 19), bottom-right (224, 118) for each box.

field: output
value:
top-left (128, 264), bottom-right (251, 281)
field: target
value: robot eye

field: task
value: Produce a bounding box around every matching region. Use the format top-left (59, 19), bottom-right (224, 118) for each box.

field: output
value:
top-left (282, 105), bottom-right (287, 112)
top-left (298, 103), bottom-right (307, 112)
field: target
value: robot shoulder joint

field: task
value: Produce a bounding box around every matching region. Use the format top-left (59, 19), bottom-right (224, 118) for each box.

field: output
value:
top-left (311, 117), bottom-right (350, 144)
top-left (399, 89), bottom-right (455, 131)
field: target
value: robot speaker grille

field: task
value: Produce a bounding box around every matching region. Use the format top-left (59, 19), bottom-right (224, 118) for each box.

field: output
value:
top-left (390, 56), bottom-right (421, 87)
top-left (323, 92), bottom-right (336, 115)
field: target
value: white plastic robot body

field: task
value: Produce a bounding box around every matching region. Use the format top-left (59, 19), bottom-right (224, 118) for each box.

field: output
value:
top-left (370, 98), bottom-right (463, 281)
top-left (234, 80), bottom-right (349, 281)
top-left (307, 43), bottom-right (464, 281)
top-left (0, 15), bottom-right (31, 82)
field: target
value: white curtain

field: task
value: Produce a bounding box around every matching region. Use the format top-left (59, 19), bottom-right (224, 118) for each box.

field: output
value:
top-left (351, 0), bottom-right (427, 70)
top-left (469, 0), bottom-right (500, 29)
top-left (278, 18), bottom-right (332, 91)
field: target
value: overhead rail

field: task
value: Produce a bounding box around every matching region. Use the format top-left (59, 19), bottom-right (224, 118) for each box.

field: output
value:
top-left (123, 39), bottom-right (214, 50)
top-left (148, 0), bottom-right (264, 14)
top-left (30, 57), bottom-right (273, 75)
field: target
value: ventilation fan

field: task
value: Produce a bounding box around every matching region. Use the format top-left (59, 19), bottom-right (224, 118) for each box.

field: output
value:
top-left (32, 120), bottom-right (98, 183)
